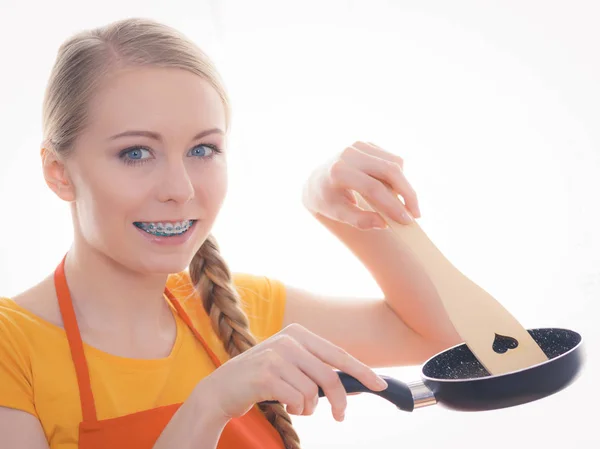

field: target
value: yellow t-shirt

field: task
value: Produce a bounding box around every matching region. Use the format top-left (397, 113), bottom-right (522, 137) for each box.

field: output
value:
top-left (0, 271), bottom-right (287, 448)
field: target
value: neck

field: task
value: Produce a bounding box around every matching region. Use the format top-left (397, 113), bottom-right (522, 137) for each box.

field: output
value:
top-left (63, 240), bottom-right (172, 334)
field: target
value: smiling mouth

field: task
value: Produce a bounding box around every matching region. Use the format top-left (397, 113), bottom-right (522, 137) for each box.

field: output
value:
top-left (133, 219), bottom-right (196, 237)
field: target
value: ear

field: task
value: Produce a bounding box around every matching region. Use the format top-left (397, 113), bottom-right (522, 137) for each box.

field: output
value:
top-left (41, 146), bottom-right (76, 202)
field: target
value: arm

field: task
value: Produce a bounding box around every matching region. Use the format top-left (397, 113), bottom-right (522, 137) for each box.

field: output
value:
top-left (283, 210), bottom-right (461, 368)
top-left (284, 141), bottom-right (462, 368)
top-left (0, 408), bottom-right (49, 449)
top-left (153, 383), bottom-right (230, 449)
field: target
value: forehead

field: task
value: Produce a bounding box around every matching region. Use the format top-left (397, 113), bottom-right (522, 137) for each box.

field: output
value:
top-left (86, 66), bottom-right (226, 135)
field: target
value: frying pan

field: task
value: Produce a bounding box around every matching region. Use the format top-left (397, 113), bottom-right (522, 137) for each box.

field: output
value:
top-left (320, 327), bottom-right (584, 412)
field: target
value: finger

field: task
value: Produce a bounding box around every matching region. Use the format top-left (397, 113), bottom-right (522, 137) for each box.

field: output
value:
top-left (341, 145), bottom-right (420, 221)
top-left (332, 200), bottom-right (389, 230)
top-left (276, 361), bottom-right (321, 417)
top-left (286, 345), bottom-right (348, 421)
top-left (257, 349), bottom-right (306, 415)
top-left (319, 190), bottom-right (388, 230)
top-left (321, 162), bottom-right (388, 229)
top-left (272, 334), bottom-right (348, 420)
top-left (366, 142), bottom-right (421, 219)
top-left (285, 326), bottom-right (388, 395)
top-left (355, 141), bottom-right (405, 170)
top-left (269, 378), bottom-right (306, 416)
top-left (355, 141), bottom-right (421, 218)
top-left (330, 159), bottom-right (413, 225)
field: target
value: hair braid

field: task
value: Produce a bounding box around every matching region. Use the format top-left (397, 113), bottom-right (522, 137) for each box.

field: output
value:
top-left (189, 234), bottom-right (301, 449)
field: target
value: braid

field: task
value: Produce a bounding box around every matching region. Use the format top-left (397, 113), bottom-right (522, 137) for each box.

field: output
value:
top-left (189, 234), bottom-right (301, 449)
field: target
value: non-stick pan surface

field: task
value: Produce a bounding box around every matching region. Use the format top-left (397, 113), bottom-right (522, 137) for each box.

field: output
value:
top-left (323, 328), bottom-right (584, 412)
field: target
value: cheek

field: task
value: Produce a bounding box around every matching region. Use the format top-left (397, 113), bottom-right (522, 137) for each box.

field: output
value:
top-left (73, 170), bottom-right (148, 234)
top-left (191, 161), bottom-right (228, 214)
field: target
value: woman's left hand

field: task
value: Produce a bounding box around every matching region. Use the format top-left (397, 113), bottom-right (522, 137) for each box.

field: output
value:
top-left (302, 141), bottom-right (421, 230)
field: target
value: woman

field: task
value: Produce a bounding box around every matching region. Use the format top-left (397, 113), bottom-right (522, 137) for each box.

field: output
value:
top-left (0, 17), bottom-right (460, 449)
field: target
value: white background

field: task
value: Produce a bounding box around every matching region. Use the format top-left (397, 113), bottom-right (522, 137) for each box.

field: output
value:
top-left (0, 0), bottom-right (598, 447)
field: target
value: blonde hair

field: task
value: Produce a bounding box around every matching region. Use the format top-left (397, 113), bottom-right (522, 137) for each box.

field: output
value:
top-left (42, 17), bottom-right (300, 449)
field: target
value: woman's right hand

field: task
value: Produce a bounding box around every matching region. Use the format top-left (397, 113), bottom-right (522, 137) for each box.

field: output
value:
top-left (196, 323), bottom-right (388, 423)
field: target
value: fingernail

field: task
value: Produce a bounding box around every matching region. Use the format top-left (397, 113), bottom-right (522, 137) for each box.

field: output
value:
top-left (402, 211), bottom-right (413, 223)
top-left (372, 219), bottom-right (388, 229)
top-left (377, 376), bottom-right (388, 389)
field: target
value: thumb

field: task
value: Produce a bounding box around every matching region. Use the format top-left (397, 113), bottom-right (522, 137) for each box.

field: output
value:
top-left (325, 201), bottom-right (388, 230)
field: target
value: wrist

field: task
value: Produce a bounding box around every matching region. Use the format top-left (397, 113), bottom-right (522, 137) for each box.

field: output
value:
top-left (190, 378), bottom-right (231, 435)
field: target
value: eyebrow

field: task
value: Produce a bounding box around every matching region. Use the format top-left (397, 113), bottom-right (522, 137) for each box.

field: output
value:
top-left (108, 127), bottom-right (224, 142)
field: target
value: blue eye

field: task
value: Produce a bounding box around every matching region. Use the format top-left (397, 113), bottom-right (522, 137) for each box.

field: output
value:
top-left (188, 144), bottom-right (216, 158)
top-left (122, 147), bottom-right (151, 161)
top-left (119, 147), bottom-right (153, 166)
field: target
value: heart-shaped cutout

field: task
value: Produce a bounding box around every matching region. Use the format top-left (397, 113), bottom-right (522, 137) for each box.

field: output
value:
top-left (492, 333), bottom-right (519, 354)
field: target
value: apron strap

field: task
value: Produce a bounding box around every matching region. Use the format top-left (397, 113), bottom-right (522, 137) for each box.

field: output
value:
top-left (55, 254), bottom-right (98, 423)
top-left (163, 288), bottom-right (224, 368)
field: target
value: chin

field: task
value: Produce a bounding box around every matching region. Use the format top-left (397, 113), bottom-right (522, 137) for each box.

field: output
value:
top-left (113, 246), bottom-right (199, 276)
top-left (135, 256), bottom-right (194, 275)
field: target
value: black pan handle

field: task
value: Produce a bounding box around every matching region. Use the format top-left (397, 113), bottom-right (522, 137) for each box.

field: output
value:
top-left (261, 370), bottom-right (416, 412)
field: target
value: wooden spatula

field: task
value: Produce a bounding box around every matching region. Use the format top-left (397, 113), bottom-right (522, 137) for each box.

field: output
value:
top-left (357, 190), bottom-right (548, 375)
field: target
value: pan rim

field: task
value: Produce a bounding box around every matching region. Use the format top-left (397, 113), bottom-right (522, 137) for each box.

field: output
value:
top-left (420, 327), bottom-right (583, 383)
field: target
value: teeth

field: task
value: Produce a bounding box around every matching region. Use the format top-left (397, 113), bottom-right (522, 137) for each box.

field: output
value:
top-left (136, 220), bottom-right (194, 236)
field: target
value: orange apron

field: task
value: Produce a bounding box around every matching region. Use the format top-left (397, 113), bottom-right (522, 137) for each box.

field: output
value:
top-left (54, 255), bottom-right (285, 449)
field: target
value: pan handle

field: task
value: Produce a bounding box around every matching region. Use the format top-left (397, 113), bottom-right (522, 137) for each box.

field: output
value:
top-left (261, 371), bottom-right (432, 412)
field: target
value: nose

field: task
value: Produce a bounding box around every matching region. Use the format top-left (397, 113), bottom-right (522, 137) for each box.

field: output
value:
top-left (157, 158), bottom-right (195, 204)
